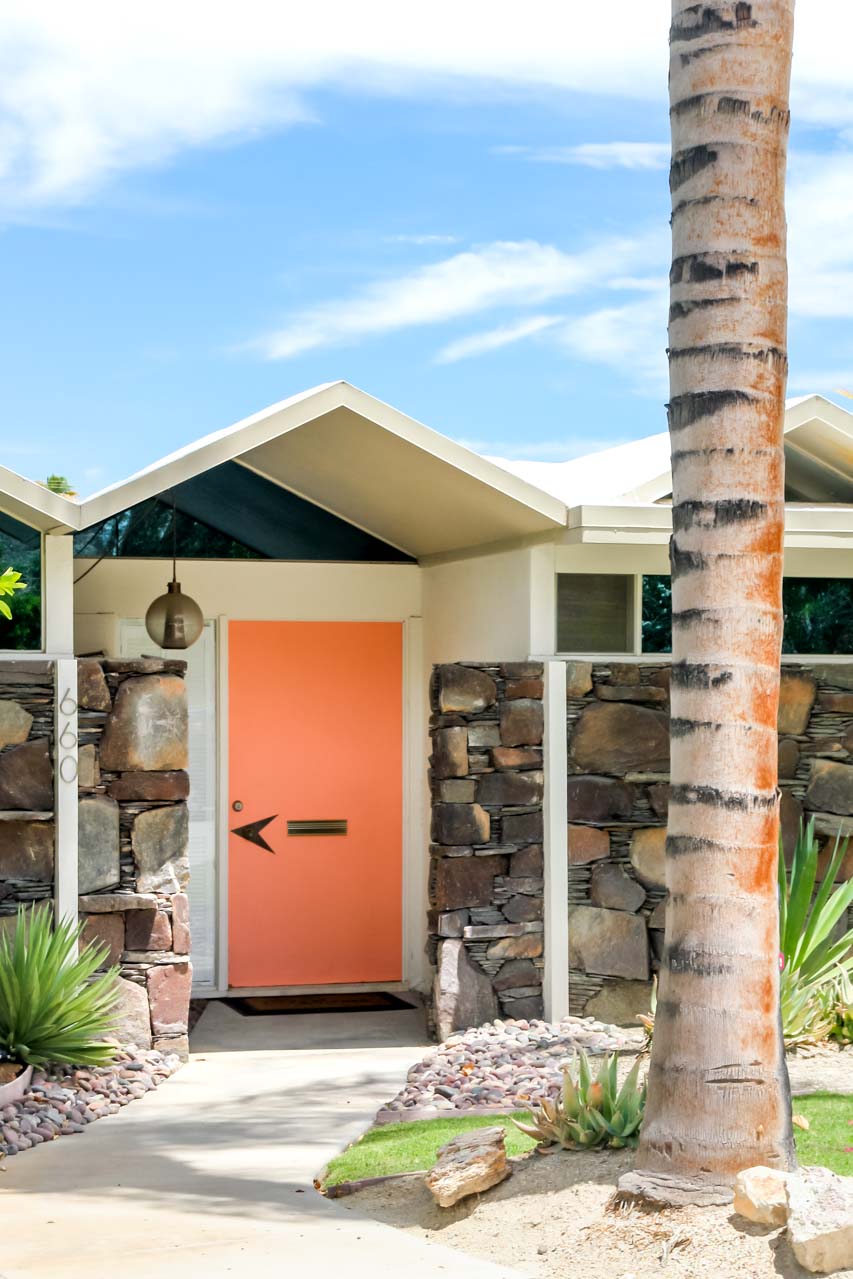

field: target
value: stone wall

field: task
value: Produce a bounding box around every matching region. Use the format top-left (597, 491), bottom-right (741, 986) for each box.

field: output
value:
top-left (0, 660), bottom-right (56, 931)
top-left (428, 662), bottom-right (544, 1038)
top-left (76, 658), bottom-right (192, 1059)
top-left (564, 658), bottom-right (853, 1024)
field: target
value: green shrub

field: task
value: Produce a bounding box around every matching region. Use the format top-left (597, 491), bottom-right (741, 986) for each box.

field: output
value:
top-left (779, 819), bottom-right (853, 1045)
top-left (824, 968), bottom-right (853, 1046)
top-left (514, 1051), bottom-right (646, 1151)
top-left (0, 905), bottom-right (120, 1067)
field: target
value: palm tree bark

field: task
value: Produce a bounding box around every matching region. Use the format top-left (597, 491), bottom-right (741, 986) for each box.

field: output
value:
top-left (634, 0), bottom-right (796, 1191)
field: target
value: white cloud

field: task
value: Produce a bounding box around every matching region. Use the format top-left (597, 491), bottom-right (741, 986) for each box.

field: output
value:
top-left (552, 288), bottom-right (669, 393)
top-left (255, 236), bottom-right (655, 358)
top-left (3, 2), bottom-right (853, 210)
top-left (434, 314), bottom-right (560, 364)
top-left (500, 142), bottom-right (670, 170)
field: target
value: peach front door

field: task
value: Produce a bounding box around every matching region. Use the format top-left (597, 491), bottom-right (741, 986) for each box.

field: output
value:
top-left (228, 621), bottom-right (403, 988)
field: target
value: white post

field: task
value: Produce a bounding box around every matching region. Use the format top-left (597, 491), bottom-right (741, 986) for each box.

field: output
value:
top-left (54, 657), bottom-right (78, 926)
top-left (43, 534), bottom-right (76, 655)
top-left (543, 659), bottom-right (569, 1021)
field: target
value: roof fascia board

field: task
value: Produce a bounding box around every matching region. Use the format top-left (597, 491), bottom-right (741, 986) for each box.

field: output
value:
top-left (568, 502), bottom-right (853, 538)
top-left (0, 466), bottom-right (80, 534)
top-left (78, 381), bottom-right (568, 535)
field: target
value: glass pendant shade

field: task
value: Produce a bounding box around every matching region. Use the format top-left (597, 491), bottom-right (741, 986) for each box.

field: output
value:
top-left (145, 579), bottom-right (203, 650)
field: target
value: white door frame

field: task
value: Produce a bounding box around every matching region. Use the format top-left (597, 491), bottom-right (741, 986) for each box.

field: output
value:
top-left (212, 614), bottom-right (426, 998)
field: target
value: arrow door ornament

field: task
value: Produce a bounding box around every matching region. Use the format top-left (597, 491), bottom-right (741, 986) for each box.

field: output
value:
top-left (231, 814), bottom-right (278, 853)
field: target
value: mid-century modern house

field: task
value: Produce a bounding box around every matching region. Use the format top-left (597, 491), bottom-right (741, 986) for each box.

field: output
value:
top-left (1, 384), bottom-right (851, 1047)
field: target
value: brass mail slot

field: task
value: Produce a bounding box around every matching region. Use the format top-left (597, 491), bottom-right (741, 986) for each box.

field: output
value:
top-left (287, 819), bottom-right (348, 836)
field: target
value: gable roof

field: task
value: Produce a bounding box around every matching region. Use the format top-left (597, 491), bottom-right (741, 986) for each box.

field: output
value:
top-left (491, 395), bottom-right (853, 507)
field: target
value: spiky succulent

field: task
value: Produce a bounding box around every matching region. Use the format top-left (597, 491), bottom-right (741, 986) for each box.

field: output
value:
top-left (826, 969), bottom-right (853, 1046)
top-left (514, 1050), bottom-right (646, 1151)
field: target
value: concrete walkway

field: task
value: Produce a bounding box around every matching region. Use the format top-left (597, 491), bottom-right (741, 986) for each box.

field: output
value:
top-left (0, 1001), bottom-right (529, 1278)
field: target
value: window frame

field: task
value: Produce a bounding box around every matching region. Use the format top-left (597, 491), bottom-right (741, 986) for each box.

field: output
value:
top-left (0, 508), bottom-right (45, 655)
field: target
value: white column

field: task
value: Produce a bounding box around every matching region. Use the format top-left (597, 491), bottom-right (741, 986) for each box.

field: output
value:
top-left (44, 534), bottom-right (76, 655)
top-left (542, 659), bottom-right (569, 1021)
top-left (54, 657), bottom-right (79, 926)
top-left (529, 542), bottom-right (556, 656)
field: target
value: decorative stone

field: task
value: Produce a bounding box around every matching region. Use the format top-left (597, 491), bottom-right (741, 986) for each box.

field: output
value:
top-left (78, 797), bottom-right (121, 894)
top-left (584, 979), bottom-right (654, 1027)
top-left (431, 844), bottom-right (472, 858)
top-left (505, 679), bottom-right (543, 700)
top-left (467, 723), bottom-right (500, 749)
top-left (778, 738), bottom-right (800, 780)
top-left (132, 805), bottom-right (190, 894)
top-left (816, 838), bottom-right (853, 883)
top-left (568, 905), bottom-right (649, 979)
top-left (436, 665), bottom-right (497, 714)
top-left (499, 699), bottom-right (543, 747)
top-left (0, 738), bottom-right (53, 810)
top-left (786, 1165), bottom-right (853, 1274)
top-left (431, 727), bottom-right (469, 780)
top-left (433, 855), bottom-right (506, 909)
top-left (570, 702), bottom-right (669, 774)
top-left (590, 864), bottom-right (646, 912)
top-left (170, 892), bottom-right (191, 953)
top-left (567, 824), bottom-right (609, 865)
top-left (433, 909), bottom-right (468, 937)
top-left (492, 958), bottom-right (542, 991)
top-left (147, 961), bottom-right (192, 1036)
top-left (435, 779), bottom-right (476, 803)
top-left (112, 976), bottom-right (152, 1049)
top-left (595, 685), bottom-right (667, 704)
top-left (463, 922), bottom-right (524, 939)
top-left (104, 657), bottom-right (186, 675)
top-left (564, 661), bottom-right (593, 698)
top-left (81, 913), bottom-right (124, 967)
top-left (491, 746), bottom-right (541, 770)
top-left (432, 803), bottom-right (490, 846)
top-left (648, 896), bottom-right (667, 929)
top-left (0, 820), bottom-right (53, 881)
top-left (630, 827), bottom-right (667, 889)
top-left (809, 663), bottom-right (853, 690)
top-left (125, 908), bottom-right (172, 952)
top-left (567, 776), bottom-right (634, 823)
top-left (107, 771), bottom-right (190, 802)
top-left (99, 674), bottom-right (188, 772)
top-left (781, 790), bottom-right (803, 863)
top-left (647, 783), bottom-right (670, 818)
top-left (425, 1126), bottom-right (510, 1207)
top-left (0, 700), bottom-right (32, 748)
top-left (778, 670), bottom-right (817, 735)
top-left (499, 994), bottom-right (544, 1020)
top-left (502, 810), bottom-right (543, 844)
top-left (77, 659), bottom-right (111, 711)
top-left (153, 1033), bottom-right (190, 1061)
top-left (433, 938), bottom-right (499, 1040)
top-left (77, 744), bottom-right (99, 790)
top-left (608, 663), bottom-right (641, 685)
top-left (501, 662), bottom-right (543, 680)
top-left (509, 844), bottom-right (543, 876)
top-left (477, 770), bottom-right (543, 806)
top-left (503, 894), bottom-right (543, 923)
top-left (733, 1165), bottom-right (789, 1227)
top-left (78, 892), bottom-right (159, 912)
top-left (819, 691), bottom-right (853, 714)
top-left (805, 760), bottom-right (853, 817)
top-left (487, 933), bottom-right (543, 960)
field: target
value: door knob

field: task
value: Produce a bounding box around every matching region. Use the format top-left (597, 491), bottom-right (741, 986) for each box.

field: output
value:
top-left (232, 800), bottom-right (244, 812)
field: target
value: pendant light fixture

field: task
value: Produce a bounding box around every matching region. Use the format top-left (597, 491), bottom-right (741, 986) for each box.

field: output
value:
top-left (144, 493), bottom-right (204, 650)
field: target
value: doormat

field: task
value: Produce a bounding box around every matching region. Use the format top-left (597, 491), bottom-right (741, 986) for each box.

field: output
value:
top-left (223, 992), bottom-right (418, 1017)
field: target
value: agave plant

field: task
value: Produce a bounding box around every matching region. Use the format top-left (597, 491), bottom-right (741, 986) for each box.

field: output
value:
top-left (825, 968), bottom-right (853, 1046)
top-left (514, 1050), bottom-right (646, 1151)
top-left (0, 905), bottom-right (121, 1067)
top-left (779, 819), bottom-right (853, 1046)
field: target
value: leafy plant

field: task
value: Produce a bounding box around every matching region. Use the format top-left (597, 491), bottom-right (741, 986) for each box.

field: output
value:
top-left (0, 567), bottom-right (26, 621)
top-left (514, 1051), bottom-right (646, 1151)
top-left (825, 968), bottom-right (853, 1046)
top-left (0, 906), bottom-right (120, 1067)
top-left (779, 819), bottom-right (853, 1045)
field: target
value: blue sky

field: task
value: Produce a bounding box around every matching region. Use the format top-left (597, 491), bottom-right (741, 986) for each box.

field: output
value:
top-left (2, 2), bottom-right (853, 492)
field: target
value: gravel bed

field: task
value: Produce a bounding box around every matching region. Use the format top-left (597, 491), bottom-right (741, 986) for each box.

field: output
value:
top-left (0, 1046), bottom-right (181, 1159)
top-left (380, 1015), bottom-right (640, 1121)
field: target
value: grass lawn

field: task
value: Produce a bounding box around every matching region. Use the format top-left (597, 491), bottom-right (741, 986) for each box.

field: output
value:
top-left (322, 1092), bottom-right (853, 1188)
top-left (793, 1092), bottom-right (853, 1176)
top-left (322, 1113), bottom-right (536, 1187)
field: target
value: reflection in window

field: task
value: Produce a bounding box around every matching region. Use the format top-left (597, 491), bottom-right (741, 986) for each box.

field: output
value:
top-left (0, 513), bottom-right (41, 650)
top-left (641, 575), bottom-right (853, 655)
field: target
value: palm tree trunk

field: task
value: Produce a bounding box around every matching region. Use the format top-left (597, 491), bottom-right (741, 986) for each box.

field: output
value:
top-left (634, 0), bottom-right (796, 1190)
